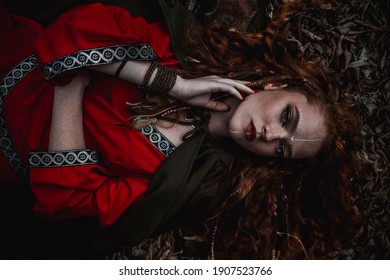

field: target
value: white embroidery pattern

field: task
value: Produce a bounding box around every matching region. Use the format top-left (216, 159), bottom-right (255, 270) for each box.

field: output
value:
top-left (0, 55), bottom-right (39, 180)
top-left (29, 150), bottom-right (100, 168)
top-left (43, 44), bottom-right (157, 79)
top-left (140, 125), bottom-right (176, 157)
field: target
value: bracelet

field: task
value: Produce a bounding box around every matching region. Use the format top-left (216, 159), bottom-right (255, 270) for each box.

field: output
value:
top-left (139, 61), bottom-right (177, 96)
top-left (114, 61), bottom-right (127, 78)
top-left (140, 61), bottom-right (159, 89)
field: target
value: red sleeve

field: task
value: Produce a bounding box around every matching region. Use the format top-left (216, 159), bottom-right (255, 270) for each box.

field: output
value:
top-left (28, 150), bottom-right (148, 227)
top-left (33, 3), bottom-right (178, 80)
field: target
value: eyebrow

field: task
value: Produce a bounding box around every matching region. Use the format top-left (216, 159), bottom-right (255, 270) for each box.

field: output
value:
top-left (286, 144), bottom-right (293, 158)
top-left (291, 106), bottom-right (300, 133)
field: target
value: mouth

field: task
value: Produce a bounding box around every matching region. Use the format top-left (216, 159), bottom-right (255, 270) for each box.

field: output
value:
top-left (245, 121), bottom-right (257, 141)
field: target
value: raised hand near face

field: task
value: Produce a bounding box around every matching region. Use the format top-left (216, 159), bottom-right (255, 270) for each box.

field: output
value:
top-left (169, 75), bottom-right (254, 111)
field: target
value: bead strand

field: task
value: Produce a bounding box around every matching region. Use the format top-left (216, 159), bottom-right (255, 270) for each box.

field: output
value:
top-left (210, 215), bottom-right (220, 260)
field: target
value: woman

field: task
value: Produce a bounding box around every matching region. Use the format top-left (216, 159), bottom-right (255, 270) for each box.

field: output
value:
top-left (0, 2), bottom-right (361, 259)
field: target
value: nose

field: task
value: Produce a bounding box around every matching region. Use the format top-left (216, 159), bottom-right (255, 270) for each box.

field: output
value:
top-left (262, 125), bottom-right (283, 142)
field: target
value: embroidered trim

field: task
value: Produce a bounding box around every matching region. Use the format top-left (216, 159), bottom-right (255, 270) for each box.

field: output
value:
top-left (29, 150), bottom-right (100, 168)
top-left (140, 125), bottom-right (176, 157)
top-left (43, 44), bottom-right (157, 80)
top-left (0, 55), bottom-right (39, 180)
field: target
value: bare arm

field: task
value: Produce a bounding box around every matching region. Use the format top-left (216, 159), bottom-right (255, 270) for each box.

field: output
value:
top-left (91, 61), bottom-right (254, 111)
top-left (48, 75), bottom-right (90, 152)
top-left (91, 61), bottom-right (151, 86)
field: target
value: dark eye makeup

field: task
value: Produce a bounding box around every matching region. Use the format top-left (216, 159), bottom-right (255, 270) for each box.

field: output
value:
top-left (281, 105), bottom-right (292, 127)
top-left (276, 105), bottom-right (293, 157)
top-left (276, 140), bottom-right (285, 157)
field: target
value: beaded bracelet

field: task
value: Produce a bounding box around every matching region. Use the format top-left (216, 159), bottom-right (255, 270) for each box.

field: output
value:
top-left (139, 61), bottom-right (177, 96)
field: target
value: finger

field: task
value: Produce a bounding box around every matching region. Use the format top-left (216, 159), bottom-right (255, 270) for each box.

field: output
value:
top-left (205, 100), bottom-right (231, 112)
top-left (214, 85), bottom-right (244, 100)
top-left (215, 79), bottom-right (255, 95)
top-left (201, 75), bottom-right (220, 80)
top-left (234, 80), bottom-right (250, 84)
top-left (233, 82), bottom-right (255, 94)
top-left (216, 78), bottom-right (249, 84)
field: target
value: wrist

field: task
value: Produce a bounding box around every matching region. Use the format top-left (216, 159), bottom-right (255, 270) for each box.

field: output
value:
top-left (169, 75), bottom-right (185, 100)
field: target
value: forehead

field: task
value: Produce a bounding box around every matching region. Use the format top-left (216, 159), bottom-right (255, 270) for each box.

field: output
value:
top-left (278, 89), bottom-right (308, 103)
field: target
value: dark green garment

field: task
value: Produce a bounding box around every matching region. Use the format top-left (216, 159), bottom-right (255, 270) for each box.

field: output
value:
top-left (104, 131), bottom-right (232, 248)
top-left (1, 131), bottom-right (232, 259)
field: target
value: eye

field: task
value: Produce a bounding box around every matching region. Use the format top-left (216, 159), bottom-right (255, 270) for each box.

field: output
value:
top-left (281, 105), bottom-right (292, 127)
top-left (276, 140), bottom-right (285, 157)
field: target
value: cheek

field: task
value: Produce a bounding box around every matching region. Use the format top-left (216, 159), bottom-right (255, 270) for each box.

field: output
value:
top-left (293, 142), bottom-right (322, 158)
top-left (228, 105), bottom-right (251, 131)
top-left (232, 137), bottom-right (274, 156)
top-left (252, 100), bottom-right (280, 125)
top-left (250, 142), bottom-right (274, 156)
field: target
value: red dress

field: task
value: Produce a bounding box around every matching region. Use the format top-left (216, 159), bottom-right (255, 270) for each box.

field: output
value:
top-left (0, 3), bottom-right (179, 227)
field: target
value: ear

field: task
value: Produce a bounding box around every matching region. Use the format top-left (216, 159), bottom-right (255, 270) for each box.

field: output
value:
top-left (264, 82), bottom-right (288, 90)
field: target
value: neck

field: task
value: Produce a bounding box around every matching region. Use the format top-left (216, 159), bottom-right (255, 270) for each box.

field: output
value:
top-left (208, 97), bottom-right (240, 137)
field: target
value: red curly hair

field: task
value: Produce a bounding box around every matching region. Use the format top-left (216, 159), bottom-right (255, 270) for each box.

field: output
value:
top-left (132, 0), bottom-right (363, 259)
top-left (177, 0), bottom-right (362, 259)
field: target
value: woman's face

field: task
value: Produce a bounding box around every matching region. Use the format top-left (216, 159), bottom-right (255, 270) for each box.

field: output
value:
top-left (228, 89), bottom-right (327, 159)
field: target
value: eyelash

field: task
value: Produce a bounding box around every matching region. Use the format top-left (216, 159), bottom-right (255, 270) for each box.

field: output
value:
top-left (281, 105), bottom-right (292, 127)
top-left (277, 105), bottom-right (291, 157)
top-left (276, 140), bottom-right (285, 157)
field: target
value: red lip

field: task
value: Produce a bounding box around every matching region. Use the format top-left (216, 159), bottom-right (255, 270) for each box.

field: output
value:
top-left (245, 121), bottom-right (257, 141)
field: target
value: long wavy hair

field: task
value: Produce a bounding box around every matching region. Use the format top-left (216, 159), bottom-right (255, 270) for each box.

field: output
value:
top-left (132, 0), bottom-right (363, 259)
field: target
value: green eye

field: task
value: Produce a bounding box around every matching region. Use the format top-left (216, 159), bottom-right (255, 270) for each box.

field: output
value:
top-left (276, 140), bottom-right (285, 157)
top-left (281, 105), bottom-right (291, 127)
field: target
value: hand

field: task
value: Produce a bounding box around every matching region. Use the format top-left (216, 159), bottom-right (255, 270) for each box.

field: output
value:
top-left (169, 75), bottom-right (254, 111)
